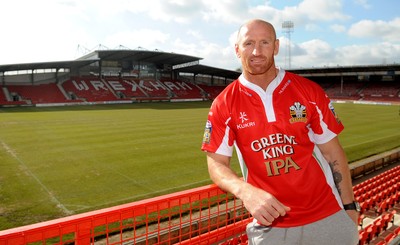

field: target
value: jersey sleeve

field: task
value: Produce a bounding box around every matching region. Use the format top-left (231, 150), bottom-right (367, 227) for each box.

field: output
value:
top-left (201, 97), bottom-right (235, 157)
top-left (307, 84), bottom-right (344, 144)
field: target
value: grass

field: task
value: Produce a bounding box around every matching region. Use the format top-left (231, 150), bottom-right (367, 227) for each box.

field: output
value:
top-left (0, 101), bottom-right (399, 230)
top-left (335, 103), bottom-right (400, 161)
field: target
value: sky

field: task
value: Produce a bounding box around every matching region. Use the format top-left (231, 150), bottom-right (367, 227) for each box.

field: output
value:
top-left (0, 0), bottom-right (399, 71)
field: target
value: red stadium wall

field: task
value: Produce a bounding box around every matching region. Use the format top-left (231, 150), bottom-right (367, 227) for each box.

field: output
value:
top-left (0, 77), bottom-right (209, 106)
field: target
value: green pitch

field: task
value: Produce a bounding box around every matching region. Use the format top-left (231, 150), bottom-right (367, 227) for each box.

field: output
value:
top-left (0, 101), bottom-right (399, 230)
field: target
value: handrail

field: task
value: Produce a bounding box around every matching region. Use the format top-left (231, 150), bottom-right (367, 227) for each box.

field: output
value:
top-left (0, 183), bottom-right (250, 245)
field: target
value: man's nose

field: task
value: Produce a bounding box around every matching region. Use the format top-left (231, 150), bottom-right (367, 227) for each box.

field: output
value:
top-left (252, 45), bottom-right (261, 56)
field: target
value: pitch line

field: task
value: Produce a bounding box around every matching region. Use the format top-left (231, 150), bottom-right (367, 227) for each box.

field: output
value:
top-left (345, 133), bottom-right (400, 148)
top-left (74, 179), bottom-right (211, 212)
top-left (0, 140), bottom-right (73, 215)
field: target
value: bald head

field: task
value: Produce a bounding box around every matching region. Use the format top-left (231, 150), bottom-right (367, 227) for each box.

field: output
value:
top-left (234, 19), bottom-right (280, 87)
top-left (236, 19), bottom-right (277, 44)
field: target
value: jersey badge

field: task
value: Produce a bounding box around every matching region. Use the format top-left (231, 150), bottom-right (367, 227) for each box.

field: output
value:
top-left (203, 120), bottom-right (212, 144)
top-left (329, 102), bottom-right (341, 124)
top-left (289, 102), bottom-right (307, 123)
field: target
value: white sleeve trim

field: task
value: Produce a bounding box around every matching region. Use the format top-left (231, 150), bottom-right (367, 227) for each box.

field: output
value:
top-left (308, 104), bottom-right (338, 145)
top-left (215, 118), bottom-right (234, 157)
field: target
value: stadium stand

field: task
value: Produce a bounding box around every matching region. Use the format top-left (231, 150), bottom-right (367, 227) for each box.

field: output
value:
top-left (360, 81), bottom-right (400, 102)
top-left (0, 50), bottom-right (399, 244)
top-left (6, 83), bottom-right (68, 104)
top-left (0, 50), bottom-right (399, 106)
top-left (103, 78), bottom-right (149, 99)
top-left (1, 75), bottom-right (398, 106)
top-left (161, 80), bottom-right (203, 100)
top-left (325, 78), bottom-right (364, 100)
top-left (61, 77), bottom-right (119, 102)
top-left (198, 84), bottom-right (227, 100)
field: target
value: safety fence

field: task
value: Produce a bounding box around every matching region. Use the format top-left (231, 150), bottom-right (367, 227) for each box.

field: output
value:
top-left (0, 184), bottom-right (251, 245)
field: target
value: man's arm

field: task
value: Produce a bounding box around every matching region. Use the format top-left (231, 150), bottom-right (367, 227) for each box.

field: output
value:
top-left (317, 137), bottom-right (359, 224)
top-left (206, 152), bottom-right (290, 225)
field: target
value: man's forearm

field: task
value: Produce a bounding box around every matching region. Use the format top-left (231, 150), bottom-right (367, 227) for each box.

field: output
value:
top-left (207, 153), bottom-right (248, 198)
top-left (318, 137), bottom-right (355, 204)
top-left (329, 157), bottom-right (355, 204)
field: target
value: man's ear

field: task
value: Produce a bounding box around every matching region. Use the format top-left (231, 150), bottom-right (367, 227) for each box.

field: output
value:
top-left (235, 44), bottom-right (241, 58)
top-left (274, 39), bottom-right (280, 56)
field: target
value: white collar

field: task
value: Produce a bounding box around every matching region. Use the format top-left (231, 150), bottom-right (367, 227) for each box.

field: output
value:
top-left (238, 67), bottom-right (286, 94)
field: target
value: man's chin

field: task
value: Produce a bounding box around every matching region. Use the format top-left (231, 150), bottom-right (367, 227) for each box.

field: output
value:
top-left (248, 68), bottom-right (268, 75)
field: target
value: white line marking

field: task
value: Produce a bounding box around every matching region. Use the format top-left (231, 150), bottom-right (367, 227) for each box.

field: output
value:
top-left (1, 140), bottom-right (73, 215)
top-left (344, 133), bottom-right (400, 148)
top-left (73, 179), bottom-right (211, 212)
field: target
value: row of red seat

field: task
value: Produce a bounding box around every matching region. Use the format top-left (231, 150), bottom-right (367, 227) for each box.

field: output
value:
top-left (1, 78), bottom-right (213, 105)
top-left (354, 167), bottom-right (399, 192)
top-left (354, 167), bottom-right (400, 214)
top-left (359, 211), bottom-right (399, 245)
top-left (197, 84), bottom-right (226, 100)
top-left (356, 166), bottom-right (400, 245)
top-left (319, 79), bottom-right (400, 101)
top-left (2, 77), bottom-right (400, 105)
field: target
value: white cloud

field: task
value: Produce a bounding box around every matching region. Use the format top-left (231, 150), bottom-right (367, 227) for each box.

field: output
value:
top-left (202, 0), bottom-right (249, 24)
top-left (104, 29), bottom-right (170, 50)
top-left (330, 24), bottom-right (347, 33)
top-left (336, 42), bottom-right (400, 66)
top-left (297, 0), bottom-right (350, 21)
top-left (152, 0), bottom-right (206, 23)
top-left (354, 0), bottom-right (372, 9)
top-left (348, 18), bottom-right (400, 42)
top-left (286, 40), bottom-right (400, 68)
top-left (0, 0), bottom-right (398, 70)
top-left (186, 30), bottom-right (203, 40)
top-left (293, 39), bottom-right (334, 66)
top-left (240, 0), bottom-right (351, 36)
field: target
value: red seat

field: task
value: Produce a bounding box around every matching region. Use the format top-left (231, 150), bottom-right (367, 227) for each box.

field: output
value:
top-left (373, 218), bottom-right (384, 236)
top-left (387, 194), bottom-right (397, 209)
top-left (377, 201), bottom-right (388, 215)
top-left (382, 211), bottom-right (396, 230)
top-left (360, 201), bottom-right (369, 214)
top-left (394, 191), bottom-right (400, 204)
top-left (394, 226), bottom-right (400, 235)
top-left (365, 224), bottom-right (377, 242)
top-left (384, 233), bottom-right (395, 243)
top-left (358, 230), bottom-right (369, 245)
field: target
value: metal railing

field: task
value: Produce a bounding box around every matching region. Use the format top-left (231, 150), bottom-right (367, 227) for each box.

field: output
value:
top-left (0, 184), bottom-right (250, 245)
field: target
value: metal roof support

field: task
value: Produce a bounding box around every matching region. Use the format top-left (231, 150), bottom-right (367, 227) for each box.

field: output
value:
top-left (340, 75), bottom-right (344, 94)
top-left (30, 70), bottom-right (34, 85)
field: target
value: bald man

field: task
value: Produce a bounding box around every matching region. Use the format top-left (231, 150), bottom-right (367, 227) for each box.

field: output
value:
top-left (201, 19), bottom-right (359, 245)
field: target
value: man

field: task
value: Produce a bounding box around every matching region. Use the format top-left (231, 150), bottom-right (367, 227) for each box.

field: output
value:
top-left (201, 19), bottom-right (359, 244)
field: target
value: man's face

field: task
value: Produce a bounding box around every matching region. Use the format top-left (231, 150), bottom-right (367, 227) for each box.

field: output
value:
top-left (235, 22), bottom-right (279, 76)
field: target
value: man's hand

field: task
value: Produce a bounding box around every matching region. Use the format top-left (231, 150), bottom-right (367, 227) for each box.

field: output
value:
top-left (240, 183), bottom-right (291, 226)
top-left (206, 152), bottom-right (290, 225)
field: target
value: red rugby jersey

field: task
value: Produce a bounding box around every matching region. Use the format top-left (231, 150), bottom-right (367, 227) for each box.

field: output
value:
top-left (201, 68), bottom-right (345, 227)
